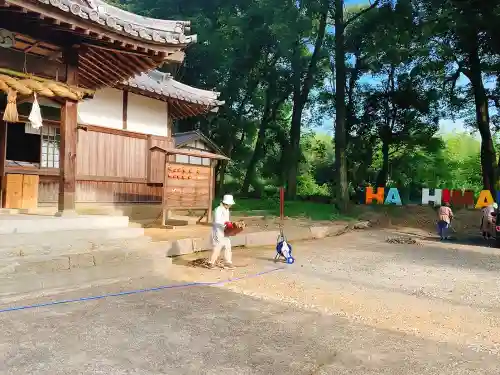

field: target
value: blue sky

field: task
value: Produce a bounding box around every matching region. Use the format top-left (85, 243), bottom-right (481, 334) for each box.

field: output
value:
top-left (316, 0), bottom-right (496, 137)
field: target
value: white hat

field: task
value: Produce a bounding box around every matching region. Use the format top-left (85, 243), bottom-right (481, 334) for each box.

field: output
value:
top-left (222, 194), bottom-right (235, 205)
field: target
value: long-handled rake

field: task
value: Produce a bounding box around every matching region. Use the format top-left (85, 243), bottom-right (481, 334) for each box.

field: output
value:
top-left (274, 187), bottom-right (295, 264)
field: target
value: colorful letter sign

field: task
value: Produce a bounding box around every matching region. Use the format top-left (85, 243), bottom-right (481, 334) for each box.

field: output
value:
top-left (384, 188), bottom-right (402, 205)
top-left (360, 186), bottom-right (498, 208)
top-left (475, 190), bottom-right (494, 209)
top-left (365, 187), bottom-right (384, 204)
top-left (421, 188), bottom-right (442, 206)
top-left (451, 189), bottom-right (474, 207)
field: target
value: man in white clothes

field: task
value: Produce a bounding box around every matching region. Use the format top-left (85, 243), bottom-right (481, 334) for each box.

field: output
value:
top-left (207, 194), bottom-right (235, 269)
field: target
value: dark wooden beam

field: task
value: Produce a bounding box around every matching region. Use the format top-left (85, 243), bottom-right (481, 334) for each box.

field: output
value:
top-left (122, 90), bottom-right (128, 130)
top-left (161, 155), bottom-right (170, 226)
top-left (56, 47), bottom-right (78, 216)
top-left (0, 121), bottom-right (7, 208)
top-left (0, 48), bottom-right (66, 81)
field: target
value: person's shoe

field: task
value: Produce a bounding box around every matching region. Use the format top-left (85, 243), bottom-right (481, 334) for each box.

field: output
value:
top-left (206, 263), bottom-right (216, 269)
top-left (224, 262), bottom-right (235, 270)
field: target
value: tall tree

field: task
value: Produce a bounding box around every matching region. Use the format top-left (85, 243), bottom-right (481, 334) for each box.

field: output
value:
top-left (418, 0), bottom-right (498, 190)
top-left (283, 0), bottom-right (330, 199)
top-left (332, 0), bottom-right (382, 212)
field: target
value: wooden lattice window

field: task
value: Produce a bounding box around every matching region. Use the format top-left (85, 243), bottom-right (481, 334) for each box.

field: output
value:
top-left (41, 126), bottom-right (60, 168)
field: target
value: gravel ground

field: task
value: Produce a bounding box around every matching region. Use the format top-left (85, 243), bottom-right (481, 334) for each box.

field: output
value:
top-left (1, 275), bottom-right (499, 374)
top-left (2, 228), bottom-right (500, 373)
top-left (170, 230), bottom-right (500, 356)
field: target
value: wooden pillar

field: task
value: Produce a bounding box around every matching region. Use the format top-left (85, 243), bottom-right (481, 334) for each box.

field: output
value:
top-left (122, 90), bottom-right (128, 130)
top-left (0, 121), bottom-right (6, 208)
top-left (161, 153), bottom-right (170, 226)
top-left (207, 160), bottom-right (217, 223)
top-left (56, 48), bottom-right (78, 216)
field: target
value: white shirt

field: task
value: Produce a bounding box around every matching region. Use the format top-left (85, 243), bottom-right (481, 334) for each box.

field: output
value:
top-left (212, 204), bottom-right (230, 244)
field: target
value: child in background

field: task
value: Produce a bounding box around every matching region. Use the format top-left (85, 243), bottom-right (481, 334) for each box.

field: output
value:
top-left (480, 202), bottom-right (498, 240)
top-left (437, 202), bottom-right (453, 240)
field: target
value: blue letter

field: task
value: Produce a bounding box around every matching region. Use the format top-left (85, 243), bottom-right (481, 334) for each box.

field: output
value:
top-left (385, 188), bottom-right (402, 205)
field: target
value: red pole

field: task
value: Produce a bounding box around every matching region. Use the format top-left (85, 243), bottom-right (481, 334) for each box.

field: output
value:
top-left (280, 187), bottom-right (284, 221)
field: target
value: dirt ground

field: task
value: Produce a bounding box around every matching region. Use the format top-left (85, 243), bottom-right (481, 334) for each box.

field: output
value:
top-left (358, 205), bottom-right (483, 235)
top-left (3, 228), bottom-right (500, 373)
top-left (170, 227), bottom-right (500, 357)
top-left (143, 204), bottom-right (482, 243)
top-left (144, 215), bottom-right (342, 242)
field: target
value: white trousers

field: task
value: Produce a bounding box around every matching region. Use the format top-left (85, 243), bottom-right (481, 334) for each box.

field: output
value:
top-left (209, 237), bottom-right (232, 264)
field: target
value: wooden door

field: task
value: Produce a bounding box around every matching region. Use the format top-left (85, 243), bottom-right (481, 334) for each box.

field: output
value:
top-left (21, 175), bottom-right (39, 209)
top-left (4, 174), bottom-right (39, 209)
top-left (4, 174), bottom-right (23, 209)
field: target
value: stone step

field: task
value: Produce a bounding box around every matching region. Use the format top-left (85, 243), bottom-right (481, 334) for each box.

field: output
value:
top-left (0, 214), bottom-right (130, 235)
top-left (0, 226), bottom-right (145, 248)
top-left (0, 233), bottom-right (151, 259)
top-left (0, 257), bottom-right (172, 303)
top-left (0, 241), bottom-right (168, 276)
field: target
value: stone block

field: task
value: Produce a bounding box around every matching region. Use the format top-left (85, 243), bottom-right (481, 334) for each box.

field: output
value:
top-left (13, 256), bottom-right (70, 274)
top-left (309, 226), bottom-right (331, 239)
top-left (0, 273), bottom-right (44, 298)
top-left (69, 253), bottom-right (95, 269)
top-left (0, 208), bottom-right (19, 215)
top-left (192, 237), bottom-right (212, 252)
top-left (0, 215), bottom-right (131, 235)
top-left (245, 231), bottom-right (280, 248)
top-left (167, 238), bottom-right (194, 256)
top-left (285, 227), bottom-right (313, 241)
top-left (93, 249), bottom-right (132, 266)
top-left (0, 247), bottom-right (22, 258)
top-left (353, 221), bottom-right (371, 229)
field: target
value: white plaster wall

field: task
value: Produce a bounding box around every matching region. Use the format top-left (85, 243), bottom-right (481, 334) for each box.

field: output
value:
top-left (77, 87), bottom-right (123, 130)
top-left (127, 92), bottom-right (168, 137)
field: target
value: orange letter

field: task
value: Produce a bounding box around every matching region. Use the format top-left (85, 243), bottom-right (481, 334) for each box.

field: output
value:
top-left (365, 187), bottom-right (385, 204)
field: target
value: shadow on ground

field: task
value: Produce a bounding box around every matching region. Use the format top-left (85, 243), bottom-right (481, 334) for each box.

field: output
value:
top-left (1, 279), bottom-right (499, 374)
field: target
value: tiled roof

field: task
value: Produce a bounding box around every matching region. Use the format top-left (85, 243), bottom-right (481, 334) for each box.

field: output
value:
top-left (26, 0), bottom-right (197, 45)
top-left (125, 70), bottom-right (224, 108)
top-left (173, 130), bottom-right (225, 156)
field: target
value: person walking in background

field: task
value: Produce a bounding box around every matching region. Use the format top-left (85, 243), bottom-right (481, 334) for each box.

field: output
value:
top-left (480, 202), bottom-right (498, 240)
top-left (437, 202), bottom-right (453, 240)
top-left (207, 194), bottom-right (235, 269)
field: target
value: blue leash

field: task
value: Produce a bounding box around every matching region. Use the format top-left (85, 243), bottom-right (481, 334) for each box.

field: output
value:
top-left (0, 267), bottom-right (283, 314)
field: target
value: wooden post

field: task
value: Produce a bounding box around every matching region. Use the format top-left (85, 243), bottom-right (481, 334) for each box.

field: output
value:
top-left (122, 90), bottom-right (128, 130)
top-left (161, 154), bottom-right (170, 226)
top-left (207, 160), bottom-right (217, 223)
top-left (0, 120), bottom-right (6, 208)
top-left (56, 48), bottom-right (78, 216)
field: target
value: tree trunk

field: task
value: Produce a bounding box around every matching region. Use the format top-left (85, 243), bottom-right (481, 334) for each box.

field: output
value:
top-left (467, 46), bottom-right (496, 191)
top-left (242, 117), bottom-right (269, 194)
top-left (334, 0), bottom-right (349, 212)
top-left (242, 77), bottom-right (287, 194)
top-left (285, 3), bottom-right (328, 199)
top-left (376, 138), bottom-right (389, 187)
top-left (286, 102), bottom-right (304, 198)
top-left (216, 141), bottom-right (233, 195)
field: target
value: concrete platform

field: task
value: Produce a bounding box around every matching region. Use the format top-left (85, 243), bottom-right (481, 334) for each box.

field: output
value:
top-left (0, 232), bottom-right (150, 258)
top-left (0, 257), bottom-right (172, 302)
top-left (0, 240), bottom-right (171, 300)
top-left (0, 214), bottom-right (130, 235)
top-left (0, 227), bottom-right (145, 247)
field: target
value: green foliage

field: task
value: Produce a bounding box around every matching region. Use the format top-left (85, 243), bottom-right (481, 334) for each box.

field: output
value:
top-left (119, 0), bottom-right (500, 212)
top-left (230, 198), bottom-right (354, 221)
